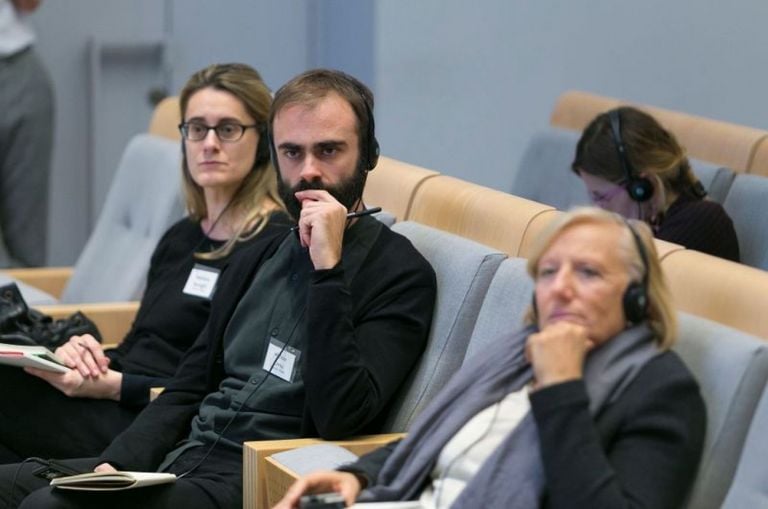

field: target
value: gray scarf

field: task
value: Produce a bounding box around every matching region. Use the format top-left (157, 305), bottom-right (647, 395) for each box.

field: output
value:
top-left (358, 324), bottom-right (659, 508)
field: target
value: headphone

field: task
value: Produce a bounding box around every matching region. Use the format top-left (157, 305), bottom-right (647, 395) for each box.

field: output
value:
top-left (359, 93), bottom-right (380, 172)
top-left (608, 109), bottom-right (654, 202)
top-left (622, 219), bottom-right (650, 324)
top-left (268, 76), bottom-right (380, 174)
top-left (531, 218), bottom-right (650, 325)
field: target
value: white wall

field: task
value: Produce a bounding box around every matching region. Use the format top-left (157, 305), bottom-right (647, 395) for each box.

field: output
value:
top-left (28, 0), bottom-right (768, 264)
top-left (374, 0), bottom-right (768, 191)
top-left (30, 0), bottom-right (312, 264)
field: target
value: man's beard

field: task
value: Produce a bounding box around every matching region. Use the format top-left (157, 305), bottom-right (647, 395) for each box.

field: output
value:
top-left (278, 169), bottom-right (367, 222)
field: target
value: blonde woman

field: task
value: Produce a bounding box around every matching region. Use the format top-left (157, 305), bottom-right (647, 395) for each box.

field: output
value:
top-left (277, 207), bottom-right (705, 509)
top-left (0, 63), bottom-right (288, 462)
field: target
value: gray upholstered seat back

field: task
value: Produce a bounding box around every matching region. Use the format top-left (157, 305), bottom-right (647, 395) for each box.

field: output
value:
top-left (61, 134), bottom-right (184, 303)
top-left (690, 160), bottom-right (735, 204)
top-left (511, 127), bottom-right (589, 210)
top-left (673, 313), bottom-right (768, 509)
top-left (721, 173), bottom-right (768, 270)
top-left (463, 257), bottom-right (533, 363)
top-left (721, 376), bottom-right (768, 508)
top-left (384, 221), bottom-right (506, 432)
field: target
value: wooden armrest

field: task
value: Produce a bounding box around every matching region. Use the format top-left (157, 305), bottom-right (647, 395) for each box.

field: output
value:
top-left (150, 387), bottom-right (165, 401)
top-left (36, 301), bottom-right (140, 345)
top-left (243, 433), bottom-right (405, 509)
top-left (1, 266), bottom-right (73, 299)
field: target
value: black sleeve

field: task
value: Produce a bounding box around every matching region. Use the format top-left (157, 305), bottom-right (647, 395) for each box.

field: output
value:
top-left (303, 237), bottom-right (436, 439)
top-left (531, 354), bottom-right (706, 509)
top-left (106, 220), bottom-right (184, 364)
top-left (97, 322), bottom-right (215, 470)
top-left (119, 373), bottom-right (169, 408)
top-left (338, 440), bottom-right (402, 488)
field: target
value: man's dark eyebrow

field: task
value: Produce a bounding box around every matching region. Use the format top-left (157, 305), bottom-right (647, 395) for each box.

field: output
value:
top-left (316, 140), bottom-right (347, 150)
top-left (277, 142), bottom-right (301, 151)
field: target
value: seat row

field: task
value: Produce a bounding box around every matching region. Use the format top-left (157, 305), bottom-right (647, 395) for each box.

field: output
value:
top-left (550, 90), bottom-right (768, 176)
top-left (365, 157), bottom-right (768, 340)
top-left (245, 219), bottom-right (768, 509)
top-left (510, 125), bottom-right (768, 272)
top-left (547, 90), bottom-right (768, 271)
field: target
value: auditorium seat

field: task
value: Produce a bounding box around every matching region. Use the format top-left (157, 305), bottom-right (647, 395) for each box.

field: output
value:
top-left (511, 127), bottom-right (735, 210)
top-left (362, 156), bottom-right (440, 222)
top-left (408, 175), bottom-right (556, 256)
top-left (721, 173), bottom-right (768, 270)
top-left (243, 221), bottom-right (507, 509)
top-left (674, 313), bottom-right (768, 509)
top-left (147, 96), bottom-right (181, 140)
top-left (662, 249), bottom-right (768, 339)
top-left (551, 90), bottom-right (768, 172)
top-left (720, 374), bottom-right (768, 507)
top-left (462, 257), bottom-right (533, 362)
top-left (383, 222), bottom-right (506, 431)
top-left (511, 128), bottom-right (589, 210)
top-left (749, 136), bottom-right (768, 177)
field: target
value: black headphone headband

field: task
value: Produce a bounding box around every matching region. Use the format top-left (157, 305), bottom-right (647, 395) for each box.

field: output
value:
top-left (358, 90), bottom-right (380, 172)
top-left (608, 109), bottom-right (653, 202)
top-left (622, 219), bottom-right (650, 324)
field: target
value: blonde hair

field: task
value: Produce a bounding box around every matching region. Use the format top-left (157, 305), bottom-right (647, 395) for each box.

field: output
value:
top-left (179, 63), bottom-right (284, 259)
top-left (525, 206), bottom-right (677, 349)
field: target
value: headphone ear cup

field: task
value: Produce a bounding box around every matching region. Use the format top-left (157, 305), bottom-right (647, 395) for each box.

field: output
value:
top-left (268, 133), bottom-right (279, 173)
top-left (626, 177), bottom-right (654, 202)
top-left (256, 128), bottom-right (270, 169)
top-left (623, 282), bottom-right (648, 324)
top-left (367, 137), bottom-right (380, 171)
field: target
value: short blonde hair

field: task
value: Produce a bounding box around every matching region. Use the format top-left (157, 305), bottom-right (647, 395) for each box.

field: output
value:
top-left (525, 206), bottom-right (677, 349)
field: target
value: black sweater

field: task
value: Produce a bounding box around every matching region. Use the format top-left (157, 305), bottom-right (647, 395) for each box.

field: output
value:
top-left (99, 217), bottom-right (437, 471)
top-left (106, 214), bottom-right (291, 407)
top-left (656, 195), bottom-right (740, 262)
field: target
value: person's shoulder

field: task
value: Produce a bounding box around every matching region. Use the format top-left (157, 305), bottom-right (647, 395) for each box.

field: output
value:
top-left (670, 197), bottom-right (732, 225)
top-left (631, 350), bottom-right (702, 398)
top-left (159, 216), bottom-right (200, 242)
top-left (227, 210), bottom-right (292, 259)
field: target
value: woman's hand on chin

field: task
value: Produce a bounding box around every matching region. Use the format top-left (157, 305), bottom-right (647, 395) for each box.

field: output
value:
top-left (526, 321), bottom-right (594, 390)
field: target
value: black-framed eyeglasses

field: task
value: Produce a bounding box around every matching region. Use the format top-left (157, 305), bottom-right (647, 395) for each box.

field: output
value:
top-left (178, 122), bottom-right (258, 142)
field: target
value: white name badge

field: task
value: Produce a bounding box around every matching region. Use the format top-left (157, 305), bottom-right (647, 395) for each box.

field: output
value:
top-left (263, 339), bottom-right (300, 383)
top-left (182, 264), bottom-right (220, 299)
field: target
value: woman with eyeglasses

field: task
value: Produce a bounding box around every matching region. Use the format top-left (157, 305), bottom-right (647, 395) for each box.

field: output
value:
top-left (572, 106), bottom-right (739, 262)
top-left (0, 63), bottom-right (289, 463)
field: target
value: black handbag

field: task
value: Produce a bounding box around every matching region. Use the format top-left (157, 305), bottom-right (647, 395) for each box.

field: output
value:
top-left (0, 283), bottom-right (102, 350)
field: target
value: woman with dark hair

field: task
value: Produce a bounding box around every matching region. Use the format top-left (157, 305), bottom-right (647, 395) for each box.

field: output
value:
top-left (0, 63), bottom-right (289, 462)
top-left (572, 106), bottom-right (739, 261)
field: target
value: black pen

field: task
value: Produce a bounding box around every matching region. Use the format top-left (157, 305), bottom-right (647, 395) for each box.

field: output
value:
top-left (290, 207), bottom-right (382, 232)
